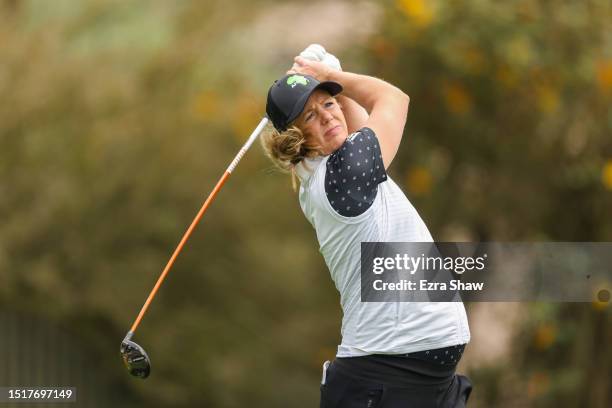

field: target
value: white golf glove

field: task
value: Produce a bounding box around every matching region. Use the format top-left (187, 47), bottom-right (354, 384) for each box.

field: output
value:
top-left (299, 44), bottom-right (342, 71)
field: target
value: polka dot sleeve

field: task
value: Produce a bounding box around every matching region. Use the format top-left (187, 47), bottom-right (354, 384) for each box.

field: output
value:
top-left (324, 127), bottom-right (388, 217)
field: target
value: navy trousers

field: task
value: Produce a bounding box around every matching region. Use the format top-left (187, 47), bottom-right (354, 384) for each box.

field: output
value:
top-left (320, 354), bottom-right (472, 408)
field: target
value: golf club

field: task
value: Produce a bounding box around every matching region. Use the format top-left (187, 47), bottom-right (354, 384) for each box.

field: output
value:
top-left (120, 117), bottom-right (269, 379)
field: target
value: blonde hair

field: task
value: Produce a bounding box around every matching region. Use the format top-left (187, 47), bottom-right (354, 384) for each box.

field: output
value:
top-left (260, 122), bottom-right (323, 190)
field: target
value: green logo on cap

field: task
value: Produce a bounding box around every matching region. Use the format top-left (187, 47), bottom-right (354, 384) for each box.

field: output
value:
top-left (287, 74), bottom-right (309, 88)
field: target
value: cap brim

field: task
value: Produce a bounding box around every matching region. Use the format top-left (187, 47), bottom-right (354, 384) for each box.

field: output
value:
top-left (316, 81), bottom-right (343, 97)
top-left (285, 81), bottom-right (343, 127)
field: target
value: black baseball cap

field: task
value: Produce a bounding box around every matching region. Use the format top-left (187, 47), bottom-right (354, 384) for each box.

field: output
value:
top-left (266, 74), bottom-right (343, 132)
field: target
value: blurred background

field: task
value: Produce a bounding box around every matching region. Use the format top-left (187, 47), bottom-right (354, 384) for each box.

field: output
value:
top-left (0, 0), bottom-right (610, 407)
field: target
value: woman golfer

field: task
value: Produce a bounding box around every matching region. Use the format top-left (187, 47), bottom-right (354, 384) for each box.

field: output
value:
top-left (262, 47), bottom-right (472, 407)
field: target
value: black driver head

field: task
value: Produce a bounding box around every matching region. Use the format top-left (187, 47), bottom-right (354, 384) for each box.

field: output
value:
top-left (120, 337), bottom-right (151, 379)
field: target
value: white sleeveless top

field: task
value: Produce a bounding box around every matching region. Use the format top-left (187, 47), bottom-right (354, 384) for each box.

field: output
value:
top-left (295, 152), bottom-right (471, 357)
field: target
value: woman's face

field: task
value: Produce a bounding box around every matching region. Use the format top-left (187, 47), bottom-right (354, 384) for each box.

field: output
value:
top-left (294, 90), bottom-right (348, 155)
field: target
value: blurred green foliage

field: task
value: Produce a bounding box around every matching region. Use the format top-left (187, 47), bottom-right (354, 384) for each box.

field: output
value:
top-left (0, 0), bottom-right (610, 407)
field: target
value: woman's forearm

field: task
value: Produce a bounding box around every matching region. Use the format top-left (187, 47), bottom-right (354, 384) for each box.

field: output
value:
top-left (336, 95), bottom-right (369, 134)
top-left (327, 70), bottom-right (408, 114)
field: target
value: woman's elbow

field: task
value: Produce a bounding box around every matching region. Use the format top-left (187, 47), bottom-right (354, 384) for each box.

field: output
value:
top-left (399, 91), bottom-right (410, 115)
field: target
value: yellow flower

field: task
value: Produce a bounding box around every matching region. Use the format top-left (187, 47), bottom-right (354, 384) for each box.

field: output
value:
top-left (495, 65), bottom-right (519, 89)
top-left (602, 161), bottom-right (612, 190)
top-left (596, 60), bottom-right (612, 94)
top-left (533, 323), bottom-right (556, 350)
top-left (397, 0), bottom-right (435, 28)
top-left (505, 36), bottom-right (534, 67)
top-left (536, 84), bottom-right (559, 114)
top-left (406, 166), bottom-right (433, 196)
top-left (443, 82), bottom-right (472, 115)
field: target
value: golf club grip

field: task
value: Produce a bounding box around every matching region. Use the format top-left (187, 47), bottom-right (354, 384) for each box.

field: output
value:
top-left (228, 117), bottom-right (269, 173)
top-left (129, 117), bottom-right (269, 334)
